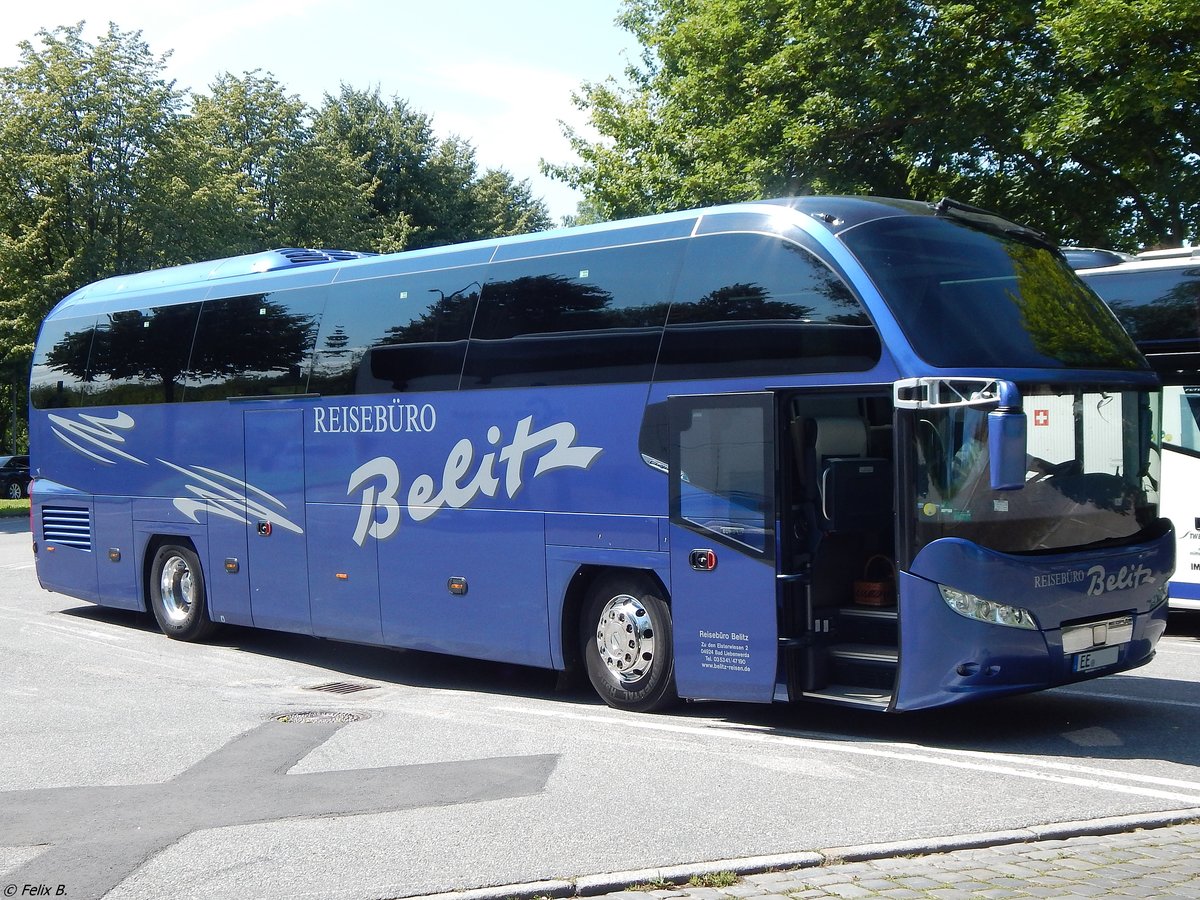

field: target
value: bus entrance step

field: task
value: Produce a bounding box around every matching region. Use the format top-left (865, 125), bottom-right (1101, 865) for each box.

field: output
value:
top-left (827, 643), bottom-right (898, 665)
top-left (800, 684), bottom-right (892, 709)
top-left (839, 605), bottom-right (898, 621)
top-left (837, 606), bottom-right (898, 646)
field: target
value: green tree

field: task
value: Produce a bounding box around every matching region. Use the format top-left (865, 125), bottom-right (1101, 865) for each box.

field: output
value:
top-left (471, 169), bottom-right (555, 238)
top-left (0, 22), bottom-right (183, 369)
top-left (133, 110), bottom-right (259, 266)
top-left (549, 0), bottom-right (1200, 249)
top-left (1033, 0), bottom-right (1200, 247)
top-left (189, 71), bottom-right (373, 252)
top-left (0, 360), bottom-right (28, 453)
top-left (315, 85), bottom-right (551, 249)
top-left (314, 85), bottom-right (455, 249)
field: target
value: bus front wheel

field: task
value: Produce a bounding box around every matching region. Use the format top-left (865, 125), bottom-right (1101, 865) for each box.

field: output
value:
top-left (581, 574), bottom-right (677, 712)
top-left (149, 543), bottom-right (218, 642)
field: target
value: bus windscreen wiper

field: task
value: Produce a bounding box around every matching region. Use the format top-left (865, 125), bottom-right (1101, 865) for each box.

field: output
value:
top-left (933, 197), bottom-right (1058, 253)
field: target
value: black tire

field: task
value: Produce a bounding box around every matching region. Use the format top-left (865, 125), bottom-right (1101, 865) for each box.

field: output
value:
top-left (4, 479), bottom-right (21, 500)
top-left (581, 573), bottom-right (677, 712)
top-left (148, 543), bottom-right (218, 641)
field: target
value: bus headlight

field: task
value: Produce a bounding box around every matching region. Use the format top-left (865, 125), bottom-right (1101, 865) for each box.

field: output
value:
top-left (939, 585), bottom-right (1039, 630)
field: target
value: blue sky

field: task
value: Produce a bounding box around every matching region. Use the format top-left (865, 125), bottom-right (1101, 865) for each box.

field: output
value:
top-left (1, 1), bottom-right (640, 221)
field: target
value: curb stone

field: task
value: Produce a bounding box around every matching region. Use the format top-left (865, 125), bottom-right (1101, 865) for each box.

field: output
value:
top-left (407, 881), bottom-right (576, 900)
top-left (575, 854), bottom-right (825, 896)
top-left (396, 807), bottom-right (1200, 900)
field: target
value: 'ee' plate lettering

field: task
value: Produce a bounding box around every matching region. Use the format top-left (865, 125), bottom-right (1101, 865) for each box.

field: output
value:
top-left (1074, 645), bottom-right (1120, 672)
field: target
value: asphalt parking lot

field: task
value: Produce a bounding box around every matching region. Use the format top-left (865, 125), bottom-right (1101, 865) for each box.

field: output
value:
top-left (3, 516), bottom-right (1200, 900)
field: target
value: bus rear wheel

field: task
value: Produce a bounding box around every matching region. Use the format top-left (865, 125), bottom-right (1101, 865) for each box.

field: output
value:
top-left (581, 574), bottom-right (677, 712)
top-left (149, 543), bottom-right (218, 642)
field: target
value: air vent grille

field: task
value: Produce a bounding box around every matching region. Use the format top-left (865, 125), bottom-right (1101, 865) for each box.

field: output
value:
top-left (42, 506), bottom-right (92, 550)
top-left (275, 248), bottom-right (373, 266)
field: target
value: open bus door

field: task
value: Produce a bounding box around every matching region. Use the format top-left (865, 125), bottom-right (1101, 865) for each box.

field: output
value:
top-left (668, 393), bottom-right (779, 702)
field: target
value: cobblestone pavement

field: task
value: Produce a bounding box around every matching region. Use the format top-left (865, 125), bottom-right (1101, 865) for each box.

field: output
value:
top-left (633, 824), bottom-right (1200, 899)
top-left (424, 814), bottom-right (1200, 900)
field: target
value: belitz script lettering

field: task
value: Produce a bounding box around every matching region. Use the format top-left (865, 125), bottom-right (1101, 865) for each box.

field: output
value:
top-left (347, 416), bottom-right (603, 545)
top-left (1085, 563), bottom-right (1155, 597)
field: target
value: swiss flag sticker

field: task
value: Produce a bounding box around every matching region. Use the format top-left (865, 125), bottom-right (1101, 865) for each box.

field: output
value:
top-left (1033, 409), bottom-right (1050, 427)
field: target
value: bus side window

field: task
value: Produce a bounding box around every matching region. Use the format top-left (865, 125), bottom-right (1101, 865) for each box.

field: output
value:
top-left (183, 291), bottom-right (325, 400)
top-left (1177, 390), bottom-right (1200, 453)
top-left (655, 232), bottom-right (881, 381)
top-left (1089, 268), bottom-right (1200, 347)
top-left (85, 304), bottom-right (204, 405)
top-left (29, 316), bottom-right (97, 409)
top-left (314, 266), bottom-right (485, 397)
top-left (461, 241), bottom-right (683, 389)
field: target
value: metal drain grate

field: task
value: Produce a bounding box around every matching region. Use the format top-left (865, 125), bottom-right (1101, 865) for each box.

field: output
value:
top-left (304, 680), bottom-right (380, 695)
top-left (272, 710), bottom-right (370, 725)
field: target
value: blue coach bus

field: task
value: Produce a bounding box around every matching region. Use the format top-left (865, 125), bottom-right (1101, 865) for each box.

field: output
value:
top-left (28, 197), bottom-right (1172, 712)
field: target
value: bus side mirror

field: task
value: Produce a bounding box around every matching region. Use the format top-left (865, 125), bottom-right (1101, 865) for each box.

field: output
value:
top-left (988, 407), bottom-right (1027, 491)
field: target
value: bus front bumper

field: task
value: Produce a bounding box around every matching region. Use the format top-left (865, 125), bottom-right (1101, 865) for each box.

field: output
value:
top-left (893, 527), bottom-right (1173, 711)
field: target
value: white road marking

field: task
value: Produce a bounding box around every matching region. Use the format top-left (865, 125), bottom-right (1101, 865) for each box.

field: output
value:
top-left (499, 705), bottom-right (1200, 804)
top-left (1155, 641), bottom-right (1200, 654)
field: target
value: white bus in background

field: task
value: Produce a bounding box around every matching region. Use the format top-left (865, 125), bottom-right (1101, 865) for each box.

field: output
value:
top-left (1077, 247), bottom-right (1200, 610)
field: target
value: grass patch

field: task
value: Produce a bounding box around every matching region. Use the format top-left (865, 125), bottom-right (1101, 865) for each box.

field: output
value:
top-left (627, 872), bottom-right (739, 892)
top-left (687, 873), bottom-right (738, 888)
top-left (0, 499), bottom-right (30, 518)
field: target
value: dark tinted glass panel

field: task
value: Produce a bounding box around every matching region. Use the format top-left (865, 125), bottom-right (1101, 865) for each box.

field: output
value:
top-left (462, 242), bottom-right (682, 388)
top-left (655, 233), bottom-right (880, 381)
top-left (1176, 387), bottom-right (1200, 452)
top-left (1082, 267), bottom-right (1200, 348)
top-left (30, 317), bottom-right (96, 409)
top-left (638, 401), bottom-right (671, 472)
top-left (81, 304), bottom-right (203, 404)
top-left (182, 291), bottom-right (324, 400)
top-left (311, 266), bottom-right (483, 396)
top-left (842, 217), bottom-right (1145, 370)
top-left (674, 400), bottom-right (772, 556)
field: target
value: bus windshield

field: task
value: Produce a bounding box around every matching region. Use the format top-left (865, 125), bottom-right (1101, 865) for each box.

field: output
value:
top-left (841, 216), bottom-right (1147, 371)
top-left (903, 388), bottom-right (1161, 558)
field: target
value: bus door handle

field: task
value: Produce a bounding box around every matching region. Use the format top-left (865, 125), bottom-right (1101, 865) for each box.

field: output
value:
top-left (256, 521), bottom-right (273, 537)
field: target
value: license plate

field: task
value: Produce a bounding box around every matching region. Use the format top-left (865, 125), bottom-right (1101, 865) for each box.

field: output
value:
top-left (1074, 645), bottom-right (1120, 672)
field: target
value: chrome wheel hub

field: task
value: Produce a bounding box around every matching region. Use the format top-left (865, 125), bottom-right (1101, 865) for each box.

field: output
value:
top-left (595, 593), bottom-right (655, 685)
top-left (159, 556), bottom-right (194, 624)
